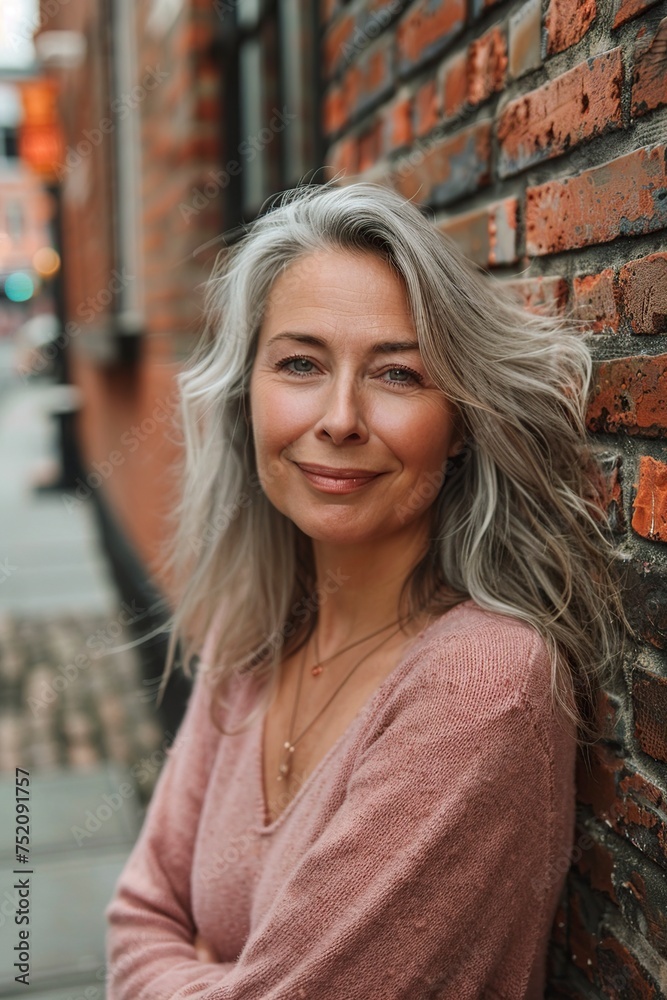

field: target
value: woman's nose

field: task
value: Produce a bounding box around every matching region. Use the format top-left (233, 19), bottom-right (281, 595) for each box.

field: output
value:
top-left (312, 373), bottom-right (369, 445)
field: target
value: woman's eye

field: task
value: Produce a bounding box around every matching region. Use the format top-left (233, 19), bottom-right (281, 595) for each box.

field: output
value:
top-left (275, 356), bottom-right (317, 376)
top-left (382, 366), bottom-right (423, 387)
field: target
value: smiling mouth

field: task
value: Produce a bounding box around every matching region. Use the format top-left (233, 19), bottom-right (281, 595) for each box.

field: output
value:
top-left (294, 462), bottom-right (382, 493)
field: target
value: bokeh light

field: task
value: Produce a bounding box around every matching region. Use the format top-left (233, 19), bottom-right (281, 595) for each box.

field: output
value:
top-left (32, 246), bottom-right (61, 278)
top-left (4, 271), bottom-right (35, 302)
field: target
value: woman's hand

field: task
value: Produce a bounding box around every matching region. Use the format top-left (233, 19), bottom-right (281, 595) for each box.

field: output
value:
top-left (194, 932), bottom-right (218, 963)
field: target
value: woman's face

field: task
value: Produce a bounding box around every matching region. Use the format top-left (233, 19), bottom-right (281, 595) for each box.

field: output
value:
top-left (248, 249), bottom-right (463, 546)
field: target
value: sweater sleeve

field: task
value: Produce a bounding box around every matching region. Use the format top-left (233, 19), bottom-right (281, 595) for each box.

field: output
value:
top-left (104, 637), bottom-right (237, 998)
top-left (108, 624), bottom-right (575, 1000)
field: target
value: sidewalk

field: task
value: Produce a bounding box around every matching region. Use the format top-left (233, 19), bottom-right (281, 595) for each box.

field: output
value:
top-left (0, 342), bottom-right (167, 999)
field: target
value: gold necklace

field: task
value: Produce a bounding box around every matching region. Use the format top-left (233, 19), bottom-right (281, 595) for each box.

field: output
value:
top-left (309, 616), bottom-right (406, 677)
top-left (276, 620), bottom-right (412, 783)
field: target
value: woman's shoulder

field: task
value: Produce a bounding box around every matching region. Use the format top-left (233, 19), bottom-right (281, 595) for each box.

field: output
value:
top-left (395, 597), bottom-right (558, 723)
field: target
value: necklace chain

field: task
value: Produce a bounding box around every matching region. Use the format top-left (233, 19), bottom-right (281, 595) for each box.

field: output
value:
top-left (310, 616), bottom-right (405, 677)
top-left (276, 616), bottom-right (412, 783)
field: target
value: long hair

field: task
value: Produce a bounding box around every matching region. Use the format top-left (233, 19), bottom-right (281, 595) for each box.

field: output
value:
top-left (155, 178), bottom-right (628, 746)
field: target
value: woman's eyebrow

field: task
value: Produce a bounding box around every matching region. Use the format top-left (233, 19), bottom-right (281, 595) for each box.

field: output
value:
top-left (266, 331), bottom-right (421, 354)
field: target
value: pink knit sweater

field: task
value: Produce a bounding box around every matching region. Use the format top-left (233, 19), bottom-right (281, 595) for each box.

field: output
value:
top-left (105, 599), bottom-right (577, 999)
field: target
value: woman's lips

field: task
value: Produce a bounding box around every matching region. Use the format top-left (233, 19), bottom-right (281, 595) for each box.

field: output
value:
top-left (295, 463), bottom-right (381, 494)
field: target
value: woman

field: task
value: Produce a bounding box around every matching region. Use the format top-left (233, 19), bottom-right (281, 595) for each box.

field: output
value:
top-left (105, 180), bottom-right (625, 999)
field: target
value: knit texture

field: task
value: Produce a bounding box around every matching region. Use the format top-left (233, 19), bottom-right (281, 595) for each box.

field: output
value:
top-left (105, 598), bottom-right (577, 999)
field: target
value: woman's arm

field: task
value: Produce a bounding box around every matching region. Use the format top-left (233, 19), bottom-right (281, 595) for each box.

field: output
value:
top-left (109, 625), bottom-right (575, 1000)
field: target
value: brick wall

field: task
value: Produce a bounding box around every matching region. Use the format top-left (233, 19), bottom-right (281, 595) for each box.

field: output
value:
top-left (321, 0), bottom-right (667, 993)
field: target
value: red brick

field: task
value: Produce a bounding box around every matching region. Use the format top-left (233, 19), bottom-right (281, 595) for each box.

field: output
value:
top-left (382, 93), bottom-right (413, 152)
top-left (574, 825), bottom-right (618, 902)
top-left (323, 13), bottom-right (355, 80)
top-left (357, 120), bottom-right (383, 172)
top-left (392, 119), bottom-right (492, 206)
top-left (396, 0), bottom-right (465, 75)
top-left (592, 450), bottom-right (626, 535)
top-left (622, 560), bottom-right (667, 650)
top-left (632, 18), bottom-right (667, 118)
top-left (633, 456), bottom-right (667, 543)
top-left (503, 275), bottom-right (569, 314)
top-left (597, 929), bottom-right (665, 997)
top-left (613, 0), bottom-right (661, 29)
top-left (632, 666), bottom-right (667, 763)
top-left (576, 744), bottom-right (667, 868)
top-left (468, 24), bottom-right (508, 106)
top-left (340, 36), bottom-right (393, 119)
top-left (323, 84), bottom-right (346, 137)
top-left (618, 252), bottom-right (667, 335)
top-left (440, 49), bottom-right (468, 120)
top-left (571, 268), bottom-right (620, 334)
top-left (586, 354), bottom-right (667, 437)
top-left (508, 0), bottom-right (542, 80)
top-left (437, 197), bottom-right (518, 267)
top-left (323, 136), bottom-right (359, 180)
top-left (545, 0), bottom-right (597, 56)
top-left (414, 77), bottom-right (440, 138)
top-left (497, 49), bottom-right (623, 177)
top-left (525, 144), bottom-right (667, 256)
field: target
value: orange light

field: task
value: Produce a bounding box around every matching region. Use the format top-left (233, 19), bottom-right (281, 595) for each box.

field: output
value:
top-left (32, 247), bottom-right (61, 277)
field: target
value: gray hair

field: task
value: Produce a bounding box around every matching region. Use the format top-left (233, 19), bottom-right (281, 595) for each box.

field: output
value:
top-left (156, 178), bottom-right (627, 745)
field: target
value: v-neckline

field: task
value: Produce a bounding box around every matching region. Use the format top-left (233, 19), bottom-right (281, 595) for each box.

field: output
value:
top-left (251, 600), bottom-right (473, 835)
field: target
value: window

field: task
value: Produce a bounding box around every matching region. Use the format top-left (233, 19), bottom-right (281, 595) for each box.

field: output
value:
top-left (217, 0), bottom-right (323, 239)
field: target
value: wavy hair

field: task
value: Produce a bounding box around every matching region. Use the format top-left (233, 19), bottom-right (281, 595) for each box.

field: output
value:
top-left (154, 178), bottom-right (628, 747)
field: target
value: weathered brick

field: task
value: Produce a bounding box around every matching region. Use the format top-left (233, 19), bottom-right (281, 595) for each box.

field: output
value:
top-left (633, 455), bottom-right (667, 543)
top-left (440, 48), bottom-right (468, 121)
top-left (577, 743), bottom-right (667, 869)
top-left (631, 17), bottom-right (667, 118)
top-left (392, 119), bottom-right (492, 206)
top-left (468, 24), bottom-right (508, 106)
top-left (618, 252), bottom-right (667, 334)
top-left (497, 49), bottom-right (623, 177)
top-left (597, 927), bottom-right (667, 996)
top-left (545, 0), bottom-right (597, 56)
top-left (396, 0), bottom-right (465, 76)
top-left (508, 0), bottom-right (542, 80)
top-left (526, 144), bottom-right (667, 256)
top-left (587, 354), bottom-right (667, 438)
top-left (340, 34), bottom-right (393, 119)
top-left (503, 275), bottom-right (569, 314)
top-left (633, 666), bottom-right (667, 764)
top-left (622, 559), bottom-right (667, 650)
top-left (437, 196), bottom-right (518, 267)
top-left (595, 450), bottom-right (626, 535)
top-left (571, 268), bottom-right (620, 334)
top-left (414, 77), bottom-right (440, 138)
top-left (613, 0), bottom-right (661, 29)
